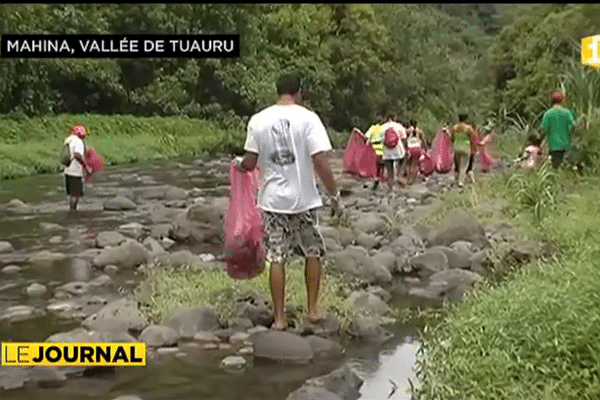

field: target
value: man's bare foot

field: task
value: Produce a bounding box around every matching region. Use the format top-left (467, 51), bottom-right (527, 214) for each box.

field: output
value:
top-left (271, 321), bottom-right (288, 331)
top-left (307, 313), bottom-right (327, 324)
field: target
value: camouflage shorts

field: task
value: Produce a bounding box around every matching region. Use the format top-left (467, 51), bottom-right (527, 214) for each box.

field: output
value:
top-left (263, 208), bottom-right (326, 264)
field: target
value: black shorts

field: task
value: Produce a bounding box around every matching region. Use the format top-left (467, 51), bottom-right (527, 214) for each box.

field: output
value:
top-left (65, 175), bottom-right (84, 197)
top-left (550, 150), bottom-right (566, 168)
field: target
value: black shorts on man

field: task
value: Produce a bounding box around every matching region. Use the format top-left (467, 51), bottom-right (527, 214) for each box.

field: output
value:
top-left (65, 175), bottom-right (84, 197)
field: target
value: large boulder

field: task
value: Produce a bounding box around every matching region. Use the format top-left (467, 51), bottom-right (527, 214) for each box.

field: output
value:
top-left (169, 198), bottom-right (228, 248)
top-left (92, 241), bottom-right (150, 269)
top-left (82, 298), bottom-right (148, 333)
top-left (103, 196), bottom-right (137, 211)
top-left (163, 306), bottom-right (221, 339)
top-left (348, 317), bottom-right (393, 344)
top-left (426, 210), bottom-right (487, 248)
top-left (251, 331), bottom-right (314, 364)
top-left (305, 336), bottom-right (344, 359)
top-left (0, 241), bottom-right (14, 254)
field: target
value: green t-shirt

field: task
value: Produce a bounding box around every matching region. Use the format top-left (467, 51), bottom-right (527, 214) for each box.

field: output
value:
top-left (542, 105), bottom-right (575, 151)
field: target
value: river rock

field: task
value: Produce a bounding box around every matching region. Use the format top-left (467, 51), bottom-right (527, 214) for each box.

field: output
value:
top-left (305, 335), bottom-right (344, 358)
top-left (150, 224), bottom-right (171, 239)
top-left (83, 298), bottom-right (148, 332)
top-left (348, 316), bottom-right (393, 344)
top-left (337, 227), bottom-right (355, 247)
top-left (56, 282), bottom-right (89, 296)
top-left (410, 268), bottom-right (483, 303)
top-left (230, 317), bottom-right (254, 332)
top-left (353, 214), bottom-right (387, 235)
top-left (193, 331), bottom-right (219, 343)
top-left (88, 274), bottom-right (112, 288)
top-left (103, 196), bottom-right (137, 211)
top-left (287, 386), bottom-right (342, 400)
top-left (163, 306), bottom-right (220, 339)
top-left (409, 249), bottom-right (449, 278)
top-left (330, 246), bottom-right (391, 285)
top-left (27, 283), bottom-right (47, 297)
top-left (155, 250), bottom-right (203, 268)
top-left (450, 240), bottom-right (477, 254)
top-left (7, 199), bottom-right (29, 212)
top-left (366, 286), bottom-right (392, 303)
top-left (0, 305), bottom-right (43, 323)
top-left (0, 368), bottom-right (30, 390)
top-left (355, 232), bottom-right (380, 250)
top-left (111, 396), bottom-right (144, 400)
top-left (39, 222), bottom-right (67, 234)
top-left (298, 364), bottom-right (364, 400)
top-left (169, 198), bottom-right (228, 248)
top-left (139, 325), bottom-right (179, 347)
top-left (164, 187), bottom-right (188, 201)
top-left (427, 209), bottom-right (487, 248)
top-left (142, 237), bottom-right (166, 257)
top-left (251, 331), bottom-right (314, 363)
top-left (2, 265), bottom-right (21, 274)
top-left (406, 184), bottom-right (435, 202)
top-left (295, 312), bottom-right (341, 337)
top-left (92, 241), bottom-right (150, 269)
top-left (28, 251), bottom-right (67, 267)
top-left (0, 241), bottom-right (14, 253)
top-left (118, 223), bottom-right (145, 239)
top-left (229, 332), bottom-right (250, 346)
top-left (237, 293), bottom-right (274, 327)
top-left (345, 291), bottom-right (390, 316)
top-left (429, 246), bottom-right (472, 269)
top-left (96, 231), bottom-right (127, 248)
top-left (28, 367), bottom-right (67, 388)
top-left (220, 356), bottom-right (247, 369)
top-left (371, 250), bottom-right (397, 273)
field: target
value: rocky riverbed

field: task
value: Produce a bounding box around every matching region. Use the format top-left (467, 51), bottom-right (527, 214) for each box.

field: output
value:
top-left (0, 151), bottom-right (552, 400)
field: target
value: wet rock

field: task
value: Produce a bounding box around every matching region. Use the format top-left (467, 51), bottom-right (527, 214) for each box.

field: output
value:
top-left (238, 346), bottom-right (253, 355)
top-left (118, 223), bottom-right (145, 239)
top-left (252, 331), bottom-right (314, 363)
top-left (296, 312), bottom-right (341, 337)
top-left (103, 196), bottom-right (137, 211)
top-left (164, 306), bottom-right (220, 339)
top-left (169, 199), bottom-right (228, 247)
top-left (142, 237), bottom-right (166, 257)
top-left (366, 286), bottom-right (392, 303)
top-left (220, 356), bottom-right (247, 369)
top-left (0, 241), bottom-right (14, 253)
top-left (83, 298), bottom-right (148, 332)
top-left (409, 249), bottom-right (449, 278)
top-left (0, 305), bottom-right (43, 323)
top-left (287, 386), bottom-right (342, 400)
top-left (139, 325), bottom-right (179, 347)
top-left (353, 214), bottom-right (387, 235)
top-left (150, 224), bottom-right (171, 239)
top-left (40, 222), bottom-right (68, 234)
top-left (427, 209), bottom-right (488, 248)
top-left (199, 253), bottom-right (216, 262)
top-left (192, 331), bottom-right (219, 343)
top-left (88, 274), bottom-right (112, 288)
top-left (247, 326), bottom-right (269, 335)
top-left (155, 250), bottom-right (203, 268)
top-left (49, 236), bottom-right (62, 244)
top-left (92, 241), bottom-right (150, 270)
top-left (164, 187), bottom-right (188, 201)
top-left (28, 251), bottom-right (67, 267)
top-left (429, 246), bottom-right (472, 269)
top-left (237, 293), bottom-right (274, 327)
top-left (230, 318), bottom-right (254, 332)
top-left (2, 265), bottom-right (21, 274)
top-left (345, 291), bottom-right (390, 316)
top-left (410, 269), bottom-right (483, 303)
top-left (104, 265), bottom-right (119, 275)
top-left (56, 282), bottom-right (89, 296)
top-left (299, 364), bottom-right (364, 400)
top-left (0, 368), bottom-right (30, 390)
top-left (305, 336), bottom-right (344, 358)
top-left (348, 317), bottom-right (393, 344)
top-left (355, 232), bottom-right (380, 250)
top-left (330, 246), bottom-right (391, 285)
top-left (159, 237), bottom-right (175, 250)
top-left (27, 283), bottom-right (47, 297)
top-left (96, 231), bottom-right (127, 248)
top-left (28, 367), bottom-right (67, 388)
top-left (219, 343), bottom-right (232, 351)
top-left (78, 248), bottom-right (103, 261)
top-left (7, 199), bottom-right (29, 212)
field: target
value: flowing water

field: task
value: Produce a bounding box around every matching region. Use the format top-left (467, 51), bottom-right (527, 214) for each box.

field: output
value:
top-left (0, 154), bottom-right (421, 400)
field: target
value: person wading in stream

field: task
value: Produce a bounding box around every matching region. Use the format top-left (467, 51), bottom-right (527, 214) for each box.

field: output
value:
top-left (233, 73), bottom-right (341, 330)
top-left (62, 124), bottom-right (92, 211)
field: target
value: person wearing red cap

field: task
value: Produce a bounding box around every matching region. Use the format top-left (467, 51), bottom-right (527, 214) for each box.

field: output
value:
top-left (541, 91), bottom-right (576, 168)
top-left (63, 124), bottom-right (92, 210)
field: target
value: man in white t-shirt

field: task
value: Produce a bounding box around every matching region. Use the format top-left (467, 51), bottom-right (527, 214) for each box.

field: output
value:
top-left (63, 125), bottom-right (92, 210)
top-left (233, 74), bottom-right (340, 331)
top-left (380, 111), bottom-right (407, 191)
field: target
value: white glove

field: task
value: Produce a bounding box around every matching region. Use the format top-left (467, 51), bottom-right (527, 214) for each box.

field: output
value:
top-left (232, 156), bottom-right (244, 171)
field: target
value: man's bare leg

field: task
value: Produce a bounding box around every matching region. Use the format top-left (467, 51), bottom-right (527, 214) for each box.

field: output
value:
top-left (305, 256), bottom-right (324, 322)
top-left (69, 196), bottom-right (79, 210)
top-left (269, 260), bottom-right (287, 330)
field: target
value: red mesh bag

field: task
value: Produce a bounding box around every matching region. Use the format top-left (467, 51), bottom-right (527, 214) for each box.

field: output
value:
top-left (85, 148), bottom-right (104, 177)
top-left (431, 130), bottom-right (454, 174)
top-left (343, 131), bottom-right (363, 175)
top-left (223, 161), bottom-right (266, 279)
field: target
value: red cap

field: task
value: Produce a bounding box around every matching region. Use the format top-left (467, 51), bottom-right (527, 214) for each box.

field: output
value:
top-left (72, 125), bottom-right (87, 138)
top-left (552, 92), bottom-right (565, 105)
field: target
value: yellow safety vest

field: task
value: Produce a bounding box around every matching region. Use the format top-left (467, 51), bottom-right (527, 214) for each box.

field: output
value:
top-left (367, 124), bottom-right (384, 157)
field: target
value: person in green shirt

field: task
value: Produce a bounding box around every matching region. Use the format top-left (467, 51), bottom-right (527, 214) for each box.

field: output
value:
top-left (541, 91), bottom-right (576, 168)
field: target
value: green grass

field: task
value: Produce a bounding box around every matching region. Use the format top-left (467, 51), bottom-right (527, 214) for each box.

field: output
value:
top-left (0, 113), bottom-right (246, 180)
top-left (134, 259), bottom-right (362, 330)
top-left (413, 167), bottom-right (600, 399)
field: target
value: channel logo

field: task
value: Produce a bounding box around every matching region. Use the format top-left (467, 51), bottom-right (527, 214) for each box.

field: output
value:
top-left (581, 34), bottom-right (600, 68)
top-left (1, 342), bottom-right (146, 367)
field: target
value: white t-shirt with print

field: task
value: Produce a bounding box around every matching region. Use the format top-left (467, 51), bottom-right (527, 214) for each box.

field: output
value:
top-left (244, 104), bottom-right (332, 214)
top-left (380, 121), bottom-right (406, 160)
top-left (63, 135), bottom-right (86, 177)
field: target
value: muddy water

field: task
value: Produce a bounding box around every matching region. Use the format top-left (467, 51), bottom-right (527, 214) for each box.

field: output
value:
top-left (0, 155), bottom-right (421, 400)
